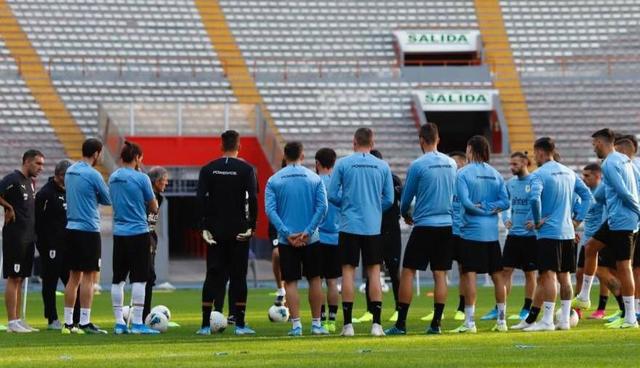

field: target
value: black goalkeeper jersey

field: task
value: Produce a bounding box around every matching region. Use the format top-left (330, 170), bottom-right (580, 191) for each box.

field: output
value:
top-left (196, 156), bottom-right (258, 241)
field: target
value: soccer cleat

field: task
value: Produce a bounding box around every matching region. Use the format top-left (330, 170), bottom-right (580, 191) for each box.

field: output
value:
top-left (480, 308), bottom-right (498, 321)
top-left (18, 320), bottom-right (39, 332)
top-left (322, 321), bottom-right (336, 333)
top-left (606, 318), bottom-right (624, 329)
top-left (234, 325), bottom-right (256, 335)
top-left (114, 323), bottom-right (129, 335)
top-left (619, 321), bottom-right (639, 329)
top-left (353, 311), bottom-right (373, 323)
top-left (195, 327), bottom-right (211, 336)
top-left (79, 323), bottom-right (108, 334)
top-left (453, 310), bottom-right (465, 321)
top-left (370, 323), bottom-right (385, 336)
top-left (311, 325), bottom-right (329, 335)
top-left (507, 314), bottom-right (521, 320)
top-left (0, 324), bottom-right (6, 332)
top-left (491, 322), bottom-right (508, 332)
top-left (511, 320), bottom-right (533, 330)
top-left (604, 310), bottom-right (622, 322)
top-left (274, 294), bottom-right (286, 307)
top-left (523, 321), bottom-right (555, 332)
top-left (572, 297), bottom-right (591, 310)
top-left (131, 323), bottom-right (159, 335)
top-left (555, 322), bottom-right (571, 331)
top-left (48, 320), bottom-right (63, 330)
top-left (449, 324), bottom-right (477, 333)
top-left (420, 311), bottom-right (434, 321)
top-left (340, 324), bottom-right (355, 337)
top-left (384, 326), bottom-right (406, 335)
top-left (426, 326), bottom-right (441, 335)
top-left (167, 321), bottom-right (181, 328)
top-left (7, 321), bottom-right (31, 333)
top-left (588, 310), bottom-right (606, 319)
top-left (61, 324), bottom-right (84, 335)
top-left (388, 311), bottom-right (398, 322)
top-left (288, 326), bottom-right (302, 336)
top-left (507, 309), bottom-right (530, 320)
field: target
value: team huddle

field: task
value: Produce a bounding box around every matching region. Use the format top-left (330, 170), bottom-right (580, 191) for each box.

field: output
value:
top-left (2, 124), bottom-right (639, 336)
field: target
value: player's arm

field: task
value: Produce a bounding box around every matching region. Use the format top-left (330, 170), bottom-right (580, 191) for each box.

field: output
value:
top-left (399, 163), bottom-right (417, 221)
top-left (573, 176), bottom-right (592, 224)
top-left (265, 179), bottom-right (290, 239)
top-left (593, 184), bottom-right (605, 204)
top-left (381, 165), bottom-right (394, 211)
top-left (141, 175), bottom-right (159, 215)
top-left (485, 176), bottom-right (510, 214)
top-left (246, 168), bottom-right (259, 231)
top-left (528, 174), bottom-right (544, 226)
top-left (327, 162), bottom-right (343, 207)
top-left (605, 163), bottom-right (640, 217)
top-left (0, 177), bottom-right (15, 224)
top-left (34, 189), bottom-right (48, 248)
top-left (304, 179), bottom-right (328, 237)
top-left (94, 172), bottom-right (112, 206)
top-left (195, 166), bottom-right (210, 229)
top-left (501, 183), bottom-right (512, 227)
top-left (456, 173), bottom-right (489, 216)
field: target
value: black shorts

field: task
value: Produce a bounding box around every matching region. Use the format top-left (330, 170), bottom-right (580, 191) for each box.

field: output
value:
top-left (460, 239), bottom-right (502, 274)
top-left (382, 227), bottom-right (402, 271)
top-left (2, 241), bottom-right (35, 279)
top-left (39, 246), bottom-right (72, 283)
top-left (278, 243), bottom-right (322, 281)
top-left (112, 233), bottom-right (151, 283)
top-left (536, 238), bottom-right (576, 273)
top-left (577, 246), bottom-right (585, 268)
top-left (339, 232), bottom-right (383, 267)
top-left (592, 222), bottom-right (636, 262)
top-left (633, 233), bottom-right (640, 268)
top-left (319, 244), bottom-right (342, 279)
top-left (450, 235), bottom-right (463, 263)
top-left (403, 226), bottom-right (452, 271)
top-left (598, 245), bottom-right (617, 270)
top-left (502, 235), bottom-right (537, 272)
top-left (206, 238), bottom-right (250, 280)
top-left (66, 230), bottom-right (101, 272)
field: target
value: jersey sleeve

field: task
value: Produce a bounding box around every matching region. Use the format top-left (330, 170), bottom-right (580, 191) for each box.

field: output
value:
top-left (399, 163), bottom-right (417, 217)
top-left (265, 178), bottom-right (290, 238)
top-left (604, 161), bottom-right (640, 217)
top-left (456, 171), bottom-right (489, 216)
top-left (246, 167), bottom-right (259, 230)
top-left (94, 171), bottom-right (112, 206)
top-left (380, 164), bottom-right (394, 211)
top-left (304, 178), bottom-right (328, 236)
top-left (529, 173), bottom-right (543, 224)
top-left (327, 161), bottom-right (343, 208)
top-left (140, 174), bottom-right (155, 202)
top-left (573, 176), bottom-right (593, 222)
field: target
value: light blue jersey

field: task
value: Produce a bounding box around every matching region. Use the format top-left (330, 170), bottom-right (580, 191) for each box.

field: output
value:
top-left (601, 152), bottom-right (640, 231)
top-left (502, 175), bottom-right (535, 237)
top-left (529, 160), bottom-right (592, 240)
top-left (400, 151), bottom-right (457, 227)
top-left (318, 174), bottom-right (339, 246)
top-left (109, 167), bottom-right (155, 236)
top-left (265, 164), bottom-right (328, 245)
top-left (583, 184), bottom-right (606, 240)
top-left (65, 161), bottom-right (111, 232)
top-left (328, 152), bottom-right (393, 236)
top-left (451, 187), bottom-right (462, 236)
top-left (457, 162), bottom-right (510, 242)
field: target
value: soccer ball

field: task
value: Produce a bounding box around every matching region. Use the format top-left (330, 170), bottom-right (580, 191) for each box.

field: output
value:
top-left (145, 311), bottom-right (169, 332)
top-left (151, 305), bottom-right (171, 321)
top-left (555, 308), bottom-right (580, 328)
top-left (268, 305), bottom-right (290, 323)
top-left (122, 306), bottom-right (131, 322)
top-left (210, 311), bottom-right (227, 333)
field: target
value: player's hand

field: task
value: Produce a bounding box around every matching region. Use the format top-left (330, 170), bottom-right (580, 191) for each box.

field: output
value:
top-left (403, 215), bottom-right (414, 225)
top-left (202, 230), bottom-right (217, 246)
top-left (505, 220), bottom-right (512, 229)
top-left (287, 233), bottom-right (304, 247)
top-left (534, 218), bottom-right (546, 230)
top-left (236, 228), bottom-right (253, 241)
top-left (574, 232), bottom-right (581, 244)
top-left (300, 233), bottom-right (310, 246)
top-left (525, 221), bottom-right (535, 230)
top-left (3, 206), bottom-right (15, 225)
top-left (572, 220), bottom-right (581, 229)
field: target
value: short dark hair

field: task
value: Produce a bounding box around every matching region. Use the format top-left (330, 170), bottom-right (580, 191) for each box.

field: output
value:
top-left (354, 127), bottom-right (373, 147)
top-left (120, 141), bottom-right (143, 163)
top-left (54, 159), bottom-right (72, 176)
top-left (510, 151), bottom-right (529, 161)
top-left (615, 138), bottom-right (635, 153)
top-left (284, 141), bottom-right (303, 161)
top-left (467, 135), bottom-right (490, 163)
top-left (221, 130), bottom-right (240, 152)
top-left (419, 123), bottom-right (439, 145)
top-left (315, 148), bottom-right (337, 169)
top-left (533, 137), bottom-right (556, 154)
top-left (591, 128), bottom-right (615, 143)
top-left (584, 163), bottom-right (601, 173)
top-left (616, 134), bottom-right (638, 152)
top-left (82, 138), bottom-right (103, 158)
top-left (370, 149), bottom-right (383, 160)
top-left (22, 149), bottom-right (44, 164)
top-left (448, 151), bottom-right (466, 159)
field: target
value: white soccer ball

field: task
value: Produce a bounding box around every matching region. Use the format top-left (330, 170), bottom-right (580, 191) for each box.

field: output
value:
top-left (268, 305), bottom-right (290, 323)
top-left (210, 311), bottom-right (228, 333)
top-left (151, 305), bottom-right (171, 321)
top-left (122, 306), bottom-right (131, 321)
top-left (555, 308), bottom-right (580, 328)
top-left (145, 311), bottom-right (169, 332)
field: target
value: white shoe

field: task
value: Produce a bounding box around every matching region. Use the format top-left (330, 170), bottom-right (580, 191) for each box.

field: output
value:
top-left (555, 321), bottom-right (570, 331)
top-left (340, 323), bottom-right (355, 337)
top-left (523, 321), bottom-right (555, 332)
top-left (511, 320), bottom-right (533, 330)
top-left (370, 323), bottom-right (385, 337)
top-left (18, 320), bottom-right (39, 332)
top-left (7, 321), bottom-right (32, 333)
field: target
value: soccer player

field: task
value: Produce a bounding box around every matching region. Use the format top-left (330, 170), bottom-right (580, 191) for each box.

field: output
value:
top-left (196, 130), bottom-right (258, 335)
top-left (516, 137), bottom-right (591, 332)
top-left (143, 166), bottom-right (169, 321)
top-left (501, 152), bottom-right (537, 321)
top-left (265, 142), bottom-right (328, 336)
top-left (385, 123), bottom-right (456, 335)
top-left (36, 159), bottom-right (81, 330)
top-left (328, 127), bottom-right (394, 337)
top-left (109, 141), bottom-right (159, 335)
top-left (1, 150), bottom-right (44, 333)
top-left (574, 129), bottom-right (640, 329)
top-left (63, 138), bottom-right (111, 335)
top-left (450, 136), bottom-right (510, 333)
top-left (356, 149), bottom-right (402, 324)
top-left (315, 148), bottom-right (341, 333)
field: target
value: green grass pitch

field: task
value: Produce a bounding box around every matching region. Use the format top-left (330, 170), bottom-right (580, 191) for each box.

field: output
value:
top-left (1, 286), bottom-right (638, 367)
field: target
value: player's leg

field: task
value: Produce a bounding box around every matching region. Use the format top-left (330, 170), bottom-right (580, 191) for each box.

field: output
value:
top-left (460, 270), bottom-right (477, 332)
top-left (5, 276), bottom-right (29, 333)
top-left (76, 231), bottom-right (102, 333)
top-left (308, 276), bottom-right (325, 334)
top-left (615, 259), bottom-right (637, 327)
top-left (633, 234), bottom-right (640, 320)
top-left (198, 242), bottom-right (221, 334)
top-left (271, 246), bottom-right (286, 305)
top-left (59, 261), bottom-right (81, 326)
top-left (596, 266), bottom-right (624, 324)
top-left (321, 245), bottom-right (341, 333)
top-left (229, 239), bottom-right (252, 334)
top-left (575, 235), bottom-right (606, 307)
top-left (384, 227), bottom-right (402, 321)
top-left (280, 244), bottom-right (302, 336)
top-left (111, 235), bottom-right (128, 333)
top-left (338, 232), bottom-right (359, 336)
top-left (325, 278), bottom-right (340, 332)
top-left (40, 249), bottom-right (58, 326)
top-left (127, 234), bottom-right (155, 334)
top-left (63, 270), bottom-right (82, 332)
top-left (557, 271), bottom-right (573, 329)
top-left (364, 235), bottom-right (385, 336)
top-left (387, 267), bottom-right (415, 334)
top-left (143, 247), bottom-right (156, 321)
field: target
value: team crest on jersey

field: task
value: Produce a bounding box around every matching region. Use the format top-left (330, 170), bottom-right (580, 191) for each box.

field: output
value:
top-left (14, 264), bottom-right (20, 273)
top-left (49, 250), bottom-right (56, 259)
top-left (23, 192), bottom-right (28, 201)
top-left (525, 185), bottom-right (531, 193)
top-left (98, 258), bottom-right (102, 268)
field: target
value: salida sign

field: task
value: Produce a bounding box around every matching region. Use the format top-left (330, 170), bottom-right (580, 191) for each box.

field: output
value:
top-left (394, 30), bottom-right (481, 53)
top-left (414, 89), bottom-right (498, 111)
